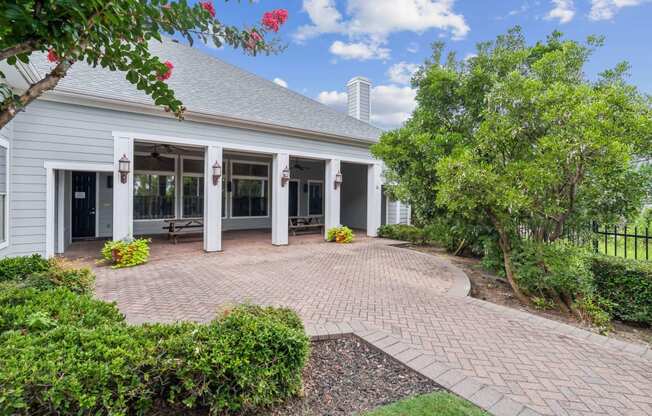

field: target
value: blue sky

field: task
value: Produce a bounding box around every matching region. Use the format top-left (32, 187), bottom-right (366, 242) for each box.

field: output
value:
top-left (190, 0), bottom-right (652, 129)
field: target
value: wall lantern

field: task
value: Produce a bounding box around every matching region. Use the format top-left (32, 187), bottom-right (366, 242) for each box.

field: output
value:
top-left (118, 154), bottom-right (130, 184)
top-left (334, 170), bottom-right (343, 190)
top-left (212, 161), bottom-right (222, 186)
top-left (281, 165), bottom-right (291, 187)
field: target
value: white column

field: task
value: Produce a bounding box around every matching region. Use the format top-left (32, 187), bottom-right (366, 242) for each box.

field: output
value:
top-left (56, 170), bottom-right (65, 254)
top-left (113, 135), bottom-right (134, 241)
top-left (272, 153), bottom-right (289, 246)
top-left (204, 145), bottom-right (223, 252)
top-left (367, 163), bottom-right (382, 237)
top-left (45, 167), bottom-right (55, 258)
top-left (324, 158), bottom-right (341, 238)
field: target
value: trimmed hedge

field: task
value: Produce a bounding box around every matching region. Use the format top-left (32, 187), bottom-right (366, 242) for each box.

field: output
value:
top-left (591, 256), bottom-right (652, 324)
top-left (0, 254), bottom-right (49, 282)
top-left (377, 224), bottom-right (425, 244)
top-left (0, 284), bottom-right (309, 415)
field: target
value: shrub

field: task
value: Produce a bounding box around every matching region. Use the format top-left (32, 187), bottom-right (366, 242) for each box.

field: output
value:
top-left (0, 286), bottom-right (309, 415)
top-left (590, 255), bottom-right (652, 324)
top-left (377, 224), bottom-right (424, 244)
top-left (0, 254), bottom-right (49, 282)
top-left (326, 226), bottom-right (354, 244)
top-left (101, 238), bottom-right (151, 268)
top-left (24, 258), bottom-right (94, 295)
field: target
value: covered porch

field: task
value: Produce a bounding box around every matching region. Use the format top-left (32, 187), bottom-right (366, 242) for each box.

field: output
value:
top-left (46, 133), bottom-right (382, 257)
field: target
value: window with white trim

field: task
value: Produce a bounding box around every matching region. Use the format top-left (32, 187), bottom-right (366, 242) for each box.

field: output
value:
top-left (231, 161), bottom-right (269, 218)
top-left (134, 155), bottom-right (176, 220)
top-left (182, 158), bottom-right (203, 219)
top-left (308, 181), bottom-right (323, 216)
top-left (0, 143), bottom-right (7, 245)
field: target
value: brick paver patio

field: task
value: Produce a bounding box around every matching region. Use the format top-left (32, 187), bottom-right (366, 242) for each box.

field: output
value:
top-left (84, 234), bottom-right (652, 416)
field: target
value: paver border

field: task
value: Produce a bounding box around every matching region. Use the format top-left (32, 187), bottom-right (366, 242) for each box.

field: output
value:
top-left (305, 321), bottom-right (543, 416)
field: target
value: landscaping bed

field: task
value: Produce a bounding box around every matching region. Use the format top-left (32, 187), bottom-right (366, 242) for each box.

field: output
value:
top-left (407, 245), bottom-right (652, 347)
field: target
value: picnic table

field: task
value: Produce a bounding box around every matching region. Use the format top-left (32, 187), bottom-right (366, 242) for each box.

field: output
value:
top-left (288, 215), bottom-right (324, 236)
top-left (163, 218), bottom-right (203, 244)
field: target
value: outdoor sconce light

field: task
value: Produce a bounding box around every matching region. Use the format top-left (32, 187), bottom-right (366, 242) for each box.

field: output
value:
top-left (334, 170), bottom-right (343, 190)
top-left (281, 165), bottom-right (291, 187)
top-left (118, 154), bottom-right (130, 184)
top-left (212, 161), bottom-right (222, 186)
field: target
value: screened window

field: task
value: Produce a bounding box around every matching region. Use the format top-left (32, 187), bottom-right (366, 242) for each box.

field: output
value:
top-left (134, 155), bottom-right (176, 220)
top-left (231, 162), bottom-right (268, 218)
top-left (182, 158), bottom-right (203, 218)
top-left (308, 181), bottom-right (323, 216)
top-left (0, 144), bottom-right (7, 245)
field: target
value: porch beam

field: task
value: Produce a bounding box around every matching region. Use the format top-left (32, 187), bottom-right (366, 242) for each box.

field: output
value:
top-left (271, 153), bottom-right (289, 246)
top-left (204, 145), bottom-right (223, 252)
top-left (367, 163), bottom-right (382, 237)
top-left (112, 136), bottom-right (134, 241)
top-left (324, 158), bottom-right (341, 238)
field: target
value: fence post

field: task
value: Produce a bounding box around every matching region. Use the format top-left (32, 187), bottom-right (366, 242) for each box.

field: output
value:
top-left (592, 221), bottom-right (598, 253)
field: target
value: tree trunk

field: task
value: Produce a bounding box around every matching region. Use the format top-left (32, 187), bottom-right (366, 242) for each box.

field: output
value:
top-left (496, 230), bottom-right (531, 305)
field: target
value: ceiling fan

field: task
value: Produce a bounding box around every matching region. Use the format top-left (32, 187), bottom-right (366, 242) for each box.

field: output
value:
top-left (149, 144), bottom-right (177, 159)
top-left (291, 162), bottom-right (309, 171)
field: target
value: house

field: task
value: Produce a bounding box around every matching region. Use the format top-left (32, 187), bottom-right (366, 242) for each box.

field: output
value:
top-left (0, 39), bottom-right (409, 258)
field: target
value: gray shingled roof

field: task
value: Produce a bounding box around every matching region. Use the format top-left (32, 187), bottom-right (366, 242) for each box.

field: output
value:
top-left (30, 38), bottom-right (381, 142)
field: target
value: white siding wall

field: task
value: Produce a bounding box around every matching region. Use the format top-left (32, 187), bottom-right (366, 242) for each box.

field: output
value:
top-left (4, 100), bottom-right (375, 256)
top-left (0, 122), bottom-right (11, 257)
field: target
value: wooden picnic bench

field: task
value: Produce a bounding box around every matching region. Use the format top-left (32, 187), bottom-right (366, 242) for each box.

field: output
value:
top-left (288, 216), bottom-right (324, 236)
top-left (163, 218), bottom-right (203, 244)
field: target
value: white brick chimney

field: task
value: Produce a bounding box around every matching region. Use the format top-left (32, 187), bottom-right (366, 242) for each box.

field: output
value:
top-left (347, 76), bottom-right (371, 123)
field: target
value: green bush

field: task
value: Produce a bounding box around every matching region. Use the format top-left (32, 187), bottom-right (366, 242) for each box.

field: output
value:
top-left (377, 224), bottom-right (425, 244)
top-left (0, 287), bottom-right (309, 415)
top-left (23, 258), bottom-right (94, 295)
top-left (101, 238), bottom-right (151, 268)
top-left (590, 255), bottom-right (652, 324)
top-left (0, 254), bottom-right (49, 282)
top-left (326, 226), bottom-right (355, 243)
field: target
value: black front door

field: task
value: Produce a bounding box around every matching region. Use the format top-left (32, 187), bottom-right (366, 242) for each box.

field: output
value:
top-left (72, 172), bottom-right (96, 238)
top-left (289, 181), bottom-right (299, 217)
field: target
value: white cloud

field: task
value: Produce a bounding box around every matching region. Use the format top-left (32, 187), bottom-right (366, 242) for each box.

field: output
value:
top-left (407, 42), bottom-right (420, 53)
top-left (329, 41), bottom-right (390, 61)
top-left (273, 78), bottom-right (288, 88)
top-left (387, 62), bottom-right (420, 85)
top-left (546, 0), bottom-right (576, 23)
top-left (589, 0), bottom-right (650, 20)
top-left (317, 84), bottom-right (417, 129)
top-left (294, 0), bottom-right (469, 60)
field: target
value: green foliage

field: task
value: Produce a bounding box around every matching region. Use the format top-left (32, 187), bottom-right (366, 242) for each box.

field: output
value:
top-left (101, 238), bottom-right (151, 268)
top-left (326, 226), bottom-right (355, 243)
top-left (590, 255), bottom-right (652, 324)
top-left (0, 285), bottom-right (309, 415)
top-left (0, 254), bottom-right (49, 282)
top-left (0, 255), bottom-right (94, 294)
top-left (1, 1), bottom-right (286, 126)
top-left (377, 224), bottom-right (425, 244)
top-left (511, 241), bottom-right (594, 302)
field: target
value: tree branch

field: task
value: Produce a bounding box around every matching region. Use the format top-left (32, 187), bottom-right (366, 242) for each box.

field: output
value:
top-left (0, 59), bottom-right (73, 130)
top-left (0, 41), bottom-right (39, 61)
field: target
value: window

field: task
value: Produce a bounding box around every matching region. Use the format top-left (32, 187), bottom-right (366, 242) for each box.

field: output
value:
top-left (134, 155), bottom-right (176, 220)
top-left (231, 161), bottom-right (269, 218)
top-left (0, 142), bottom-right (7, 246)
top-left (308, 181), bottom-right (323, 216)
top-left (182, 158), bottom-right (203, 218)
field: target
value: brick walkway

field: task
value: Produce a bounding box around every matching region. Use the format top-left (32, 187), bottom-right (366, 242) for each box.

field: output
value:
top-left (90, 236), bottom-right (652, 416)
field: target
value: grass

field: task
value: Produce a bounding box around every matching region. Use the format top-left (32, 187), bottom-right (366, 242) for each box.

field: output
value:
top-left (362, 392), bottom-right (489, 416)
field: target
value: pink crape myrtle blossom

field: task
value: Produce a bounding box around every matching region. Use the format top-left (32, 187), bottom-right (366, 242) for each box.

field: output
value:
top-left (47, 49), bottom-right (59, 63)
top-left (262, 9), bottom-right (289, 32)
top-left (200, 1), bottom-right (216, 18)
top-left (157, 60), bottom-right (174, 81)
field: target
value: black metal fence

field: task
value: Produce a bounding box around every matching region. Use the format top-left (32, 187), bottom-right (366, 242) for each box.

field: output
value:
top-left (592, 223), bottom-right (651, 261)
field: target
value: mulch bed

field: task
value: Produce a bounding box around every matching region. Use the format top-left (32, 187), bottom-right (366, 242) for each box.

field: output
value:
top-left (152, 335), bottom-right (440, 416)
top-left (262, 335), bottom-right (440, 415)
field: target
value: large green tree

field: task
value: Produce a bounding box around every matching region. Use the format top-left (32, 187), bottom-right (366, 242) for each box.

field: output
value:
top-left (372, 28), bottom-right (652, 303)
top-left (0, 1), bottom-right (288, 129)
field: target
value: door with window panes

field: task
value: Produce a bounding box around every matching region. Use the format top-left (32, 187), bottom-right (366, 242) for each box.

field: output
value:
top-left (231, 162), bottom-right (269, 217)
